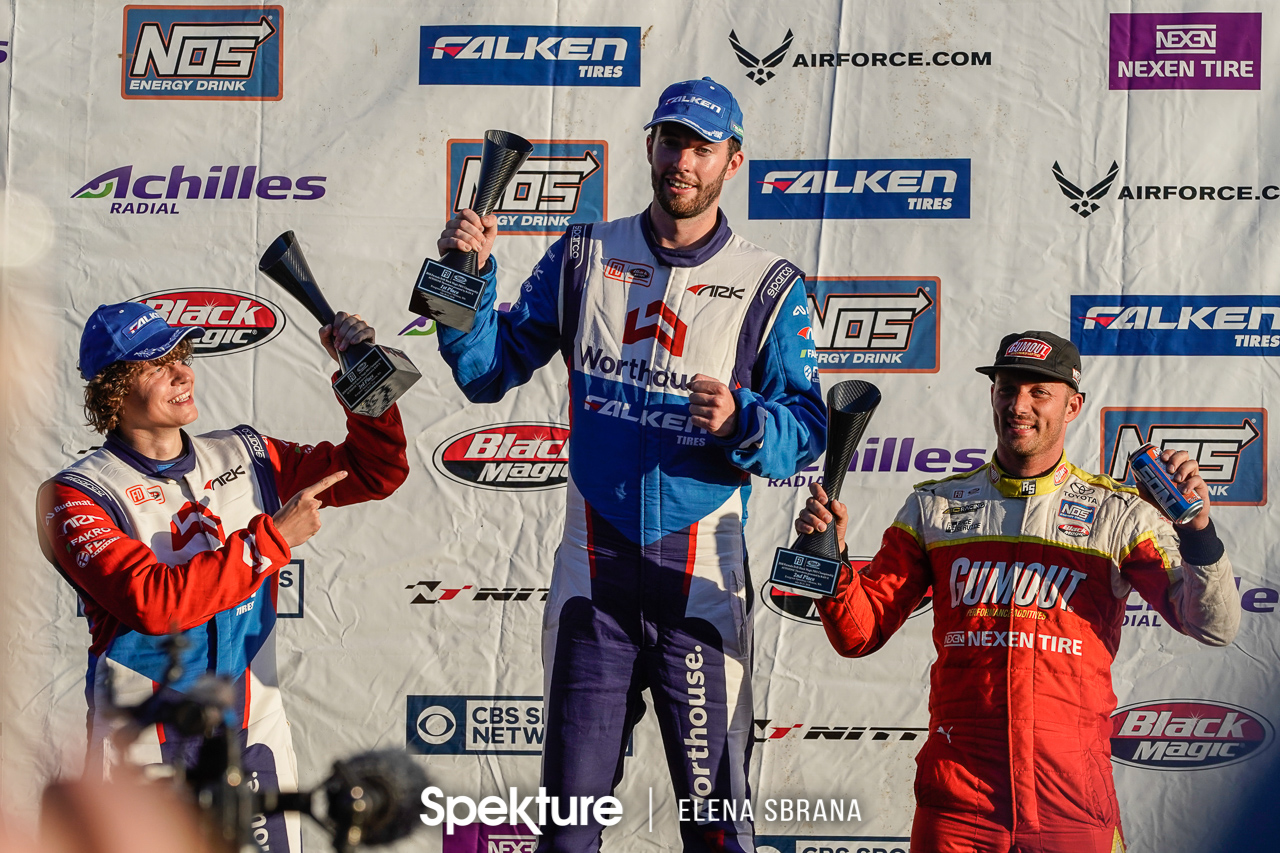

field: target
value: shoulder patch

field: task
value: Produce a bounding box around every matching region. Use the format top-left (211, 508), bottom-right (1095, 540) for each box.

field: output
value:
top-left (915, 463), bottom-right (991, 493)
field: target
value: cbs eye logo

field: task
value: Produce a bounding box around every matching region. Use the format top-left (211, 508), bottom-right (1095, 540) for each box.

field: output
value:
top-left (416, 706), bottom-right (457, 745)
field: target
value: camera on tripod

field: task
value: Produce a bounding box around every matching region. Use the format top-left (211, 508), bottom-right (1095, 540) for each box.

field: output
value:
top-left (102, 635), bottom-right (426, 853)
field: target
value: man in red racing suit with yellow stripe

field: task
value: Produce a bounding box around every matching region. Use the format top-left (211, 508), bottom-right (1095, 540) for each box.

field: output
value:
top-left (796, 331), bottom-right (1240, 853)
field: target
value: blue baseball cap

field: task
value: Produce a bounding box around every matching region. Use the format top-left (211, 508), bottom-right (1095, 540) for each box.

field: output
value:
top-left (644, 77), bottom-right (744, 143)
top-left (79, 301), bottom-right (204, 381)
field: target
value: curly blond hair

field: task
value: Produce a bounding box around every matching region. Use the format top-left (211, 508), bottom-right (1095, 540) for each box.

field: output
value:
top-left (83, 339), bottom-right (194, 434)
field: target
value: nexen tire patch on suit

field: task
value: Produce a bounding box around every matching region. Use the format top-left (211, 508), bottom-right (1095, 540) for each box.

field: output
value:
top-left (135, 288), bottom-right (286, 356)
top-left (433, 423), bottom-right (570, 490)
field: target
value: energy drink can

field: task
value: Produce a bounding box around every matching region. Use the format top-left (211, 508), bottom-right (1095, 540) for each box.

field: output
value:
top-left (1129, 443), bottom-right (1204, 524)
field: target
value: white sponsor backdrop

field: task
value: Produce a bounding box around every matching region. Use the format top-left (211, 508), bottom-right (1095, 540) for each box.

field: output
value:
top-left (1, 1), bottom-right (1278, 851)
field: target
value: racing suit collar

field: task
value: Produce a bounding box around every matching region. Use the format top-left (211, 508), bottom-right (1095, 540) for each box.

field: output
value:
top-left (987, 453), bottom-right (1071, 498)
top-left (103, 429), bottom-right (197, 479)
top-left (640, 208), bottom-right (733, 268)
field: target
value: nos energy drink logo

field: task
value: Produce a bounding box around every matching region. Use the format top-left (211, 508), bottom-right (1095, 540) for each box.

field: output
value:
top-left (1100, 407), bottom-right (1266, 506)
top-left (407, 696), bottom-right (544, 755)
top-left (135, 289), bottom-right (286, 356)
top-left (806, 277), bottom-right (939, 372)
top-left (1072, 295), bottom-right (1280, 356)
top-left (750, 159), bottom-right (970, 219)
top-left (420, 26), bottom-right (641, 87)
top-left (122, 5), bottom-right (283, 100)
top-left (447, 140), bottom-right (606, 236)
top-left (1111, 700), bottom-right (1273, 770)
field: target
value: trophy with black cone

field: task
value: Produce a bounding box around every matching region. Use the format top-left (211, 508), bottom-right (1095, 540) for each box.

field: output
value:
top-left (409, 130), bottom-right (534, 332)
top-left (770, 380), bottom-right (882, 597)
top-left (259, 231), bottom-right (421, 417)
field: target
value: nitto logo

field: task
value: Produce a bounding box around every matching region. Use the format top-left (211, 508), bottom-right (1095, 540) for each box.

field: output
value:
top-left (122, 6), bottom-right (283, 100)
top-left (1100, 407), bottom-right (1267, 505)
top-left (137, 289), bottom-right (286, 356)
top-left (750, 159), bottom-right (970, 220)
top-left (623, 301), bottom-right (687, 356)
top-left (1111, 700), bottom-right (1273, 769)
top-left (405, 581), bottom-right (549, 605)
top-left (764, 559), bottom-right (934, 624)
top-left (447, 140), bottom-right (606, 236)
top-left (753, 719), bottom-right (926, 744)
top-left (1052, 161), bottom-right (1119, 218)
top-left (434, 423), bottom-right (570, 491)
top-left (1072, 295), bottom-right (1280, 356)
top-left (806, 278), bottom-right (939, 373)
top-left (728, 29), bottom-right (793, 86)
top-left (419, 26), bottom-right (641, 87)
top-left (72, 165), bottom-right (326, 216)
top-left (687, 284), bottom-right (743, 300)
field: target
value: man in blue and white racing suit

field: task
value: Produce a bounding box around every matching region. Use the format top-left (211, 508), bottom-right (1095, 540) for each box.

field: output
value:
top-left (437, 78), bottom-right (826, 853)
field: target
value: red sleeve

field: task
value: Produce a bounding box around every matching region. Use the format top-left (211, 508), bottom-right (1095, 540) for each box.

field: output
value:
top-left (265, 402), bottom-right (409, 507)
top-left (1118, 528), bottom-right (1185, 633)
top-left (814, 523), bottom-right (932, 657)
top-left (37, 481), bottom-right (292, 654)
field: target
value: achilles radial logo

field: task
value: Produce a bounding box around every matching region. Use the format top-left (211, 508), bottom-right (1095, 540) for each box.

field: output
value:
top-left (447, 139), bottom-right (606, 236)
top-left (750, 159), bottom-right (970, 220)
top-left (1111, 700), bottom-right (1273, 770)
top-left (135, 289), bottom-right (286, 356)
top-left (420, 26), bottom-right (640, 87)
top-left (806, 277), bottom-right (940, 373)
top-left (407, 695), bottom-right (544, 755)
top-left (434, 423), bottom-right (570, 491)
top-left (1072, 295), bottom-right (1280, 356)
top-left (122, 5), bottom-right (283, 100)
top-left (1100, 407), bottom-right (1266, 506)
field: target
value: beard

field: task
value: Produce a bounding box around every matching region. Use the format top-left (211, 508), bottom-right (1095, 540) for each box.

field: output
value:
top-left (651, 162), bottom-right (729, 220)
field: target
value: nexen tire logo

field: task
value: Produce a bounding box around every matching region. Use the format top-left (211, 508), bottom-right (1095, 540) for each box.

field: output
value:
top-left (749, 158), bottom-right (970, 220)
top-left (448, 139), bottom-right (606, 236)
top-left (1100, 407), bottom-right (1266, 506)
top-left (1072, 294), bottom-right (1280, 356)
top-left (419, 26), bottom-right (641, 87)
top-left (136, 289), bottom-right (286, 356)
top-left (122, 6), bottom-right (283, 100)
top-left (807, 278), bottom-right (940, 373)
top-left (1111, 700), bottom-right (1273, 770)
top-left (434, 423), bottom-right (570, 491)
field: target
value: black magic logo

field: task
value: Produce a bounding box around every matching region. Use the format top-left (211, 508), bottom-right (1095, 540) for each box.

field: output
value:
top-left (1052, 161), bottom-right (1119, 218)
top-left (728, 29), bottom-right (793, 85)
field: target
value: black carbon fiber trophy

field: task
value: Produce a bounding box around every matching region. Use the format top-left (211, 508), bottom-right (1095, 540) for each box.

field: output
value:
top-left (770, 380), bottom-right (882, 597)
top-left (409, 129), bottom-right (533, 332)
top-left (259, 231), bottom-right (421, 417)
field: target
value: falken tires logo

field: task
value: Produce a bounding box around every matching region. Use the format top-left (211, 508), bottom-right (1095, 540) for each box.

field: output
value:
top-left (433, 423), bottom-right (570, 491)
top-left (447, 139), bottom-right (606, 236)
top-left (419, 26), bottom-right (641, 87)
top-left (763, 560), bottom-right (934, 624)
top-left (135, 288), bottom-right (286, 356)
top-left (1111, 700), bottom-right (1273, 770)
top-left (1072, 294), bottom-right (1280, 357)
top-left (1100, 407), bottom-right (1266, 506)
top-left (749, 159), bottom-right (971, 220)
top-left (806, 277), bottom-right (940, 373)
top-left (122, 5), bottom-right (283, 100)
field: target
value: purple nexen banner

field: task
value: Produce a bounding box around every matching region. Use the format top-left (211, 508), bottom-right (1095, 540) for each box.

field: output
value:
top-left (1109, 13), bottom-right (1261, 91)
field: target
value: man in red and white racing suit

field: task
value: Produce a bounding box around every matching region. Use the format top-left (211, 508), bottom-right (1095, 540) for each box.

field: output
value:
top-left (797, 331), bottom-right (1240, 853)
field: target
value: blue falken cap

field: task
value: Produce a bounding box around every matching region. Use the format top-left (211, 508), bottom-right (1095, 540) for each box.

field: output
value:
top-left (644, 77), bottom-right (745, 144)
top-left (79, 300), bottom-right (204, 381)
